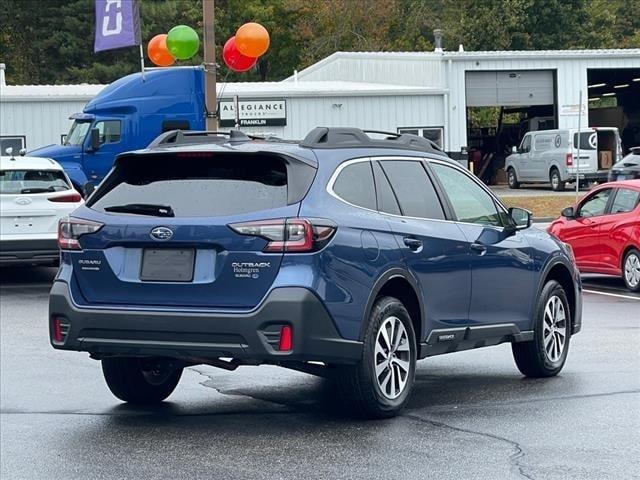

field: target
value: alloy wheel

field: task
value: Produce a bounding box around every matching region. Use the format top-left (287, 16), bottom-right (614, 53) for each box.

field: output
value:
top-left (543, 295), bottom-right (567, 363)
top-left (374, 316), bottom-right (411, 399)
top-left (624, 253), bottom-right (640, 288)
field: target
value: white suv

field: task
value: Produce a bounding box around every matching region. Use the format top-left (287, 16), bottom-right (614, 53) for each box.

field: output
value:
top-left (1, 153), bottom-right (83, 265)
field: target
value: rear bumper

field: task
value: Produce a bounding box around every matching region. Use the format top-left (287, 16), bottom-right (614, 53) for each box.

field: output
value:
top-left (567, 171), bottom-right (609, 182)
top-left (0, 239), bottom-right (59, 264)
top-left (49, 282), bottom-right (362, 364)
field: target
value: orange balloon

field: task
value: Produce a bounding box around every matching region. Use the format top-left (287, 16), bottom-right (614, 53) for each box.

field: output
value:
top-left (147, 34), bottom-right (175, 67)
top-left (235, 22), bottom-right (270, 58)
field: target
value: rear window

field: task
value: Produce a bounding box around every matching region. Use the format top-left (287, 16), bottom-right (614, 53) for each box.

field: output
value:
top-left (573, 131), bottom-right (597, 150)
top-left (89, 155), bottom-right (290, 217)
top-left (0, 169), bottom-right (70, 194)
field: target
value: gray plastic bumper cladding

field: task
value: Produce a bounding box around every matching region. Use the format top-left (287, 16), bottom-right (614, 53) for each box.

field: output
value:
top-left (49, 282), bottom-right (362, 364)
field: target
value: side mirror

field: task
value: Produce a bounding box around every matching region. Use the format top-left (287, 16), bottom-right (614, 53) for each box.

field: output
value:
top-left (82, 181), bottom-right (96, 199)
top-left (561, 206), bottom-right (575, 219)
top-left (89, 128), bottom-right (100, 151)
top-left (511, 146), bottom-right (518, 154)
top-left (509, 207), bottom-right (532, 230)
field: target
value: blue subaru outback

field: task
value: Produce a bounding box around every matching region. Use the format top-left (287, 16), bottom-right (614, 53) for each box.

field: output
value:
top-left (50, 128), bottom-right (582, 418)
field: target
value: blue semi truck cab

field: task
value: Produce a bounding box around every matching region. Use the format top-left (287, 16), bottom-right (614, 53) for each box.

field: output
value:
top-left (29, 67), bottom-right (206, 190)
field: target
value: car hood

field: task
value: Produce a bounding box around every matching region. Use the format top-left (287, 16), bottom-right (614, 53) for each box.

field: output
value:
top-left (28, 144), bottom-right (83, 158)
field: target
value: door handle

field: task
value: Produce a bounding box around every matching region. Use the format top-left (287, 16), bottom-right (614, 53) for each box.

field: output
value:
top-left (470, 242), bottom-right (487, 255)
top-left (403, 237), bottom-right (423, 250)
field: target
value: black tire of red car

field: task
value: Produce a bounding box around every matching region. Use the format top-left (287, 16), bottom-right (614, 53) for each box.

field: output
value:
top-left (622, 248), bottom-right (640, 292)
top-left (550, 168), bottom-right (565, 192)
top-left (335, 296), bottom-right (417, 419)
top-left (507, 168), bottom-right (520, 189)
top-left (102, 357), bottom-right (183, 404)
top-left (512, 280), bottom-right (571, 377)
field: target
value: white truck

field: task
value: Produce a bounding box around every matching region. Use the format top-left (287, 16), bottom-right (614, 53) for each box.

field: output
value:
top-left (505, 127), bottom-right (622, 191)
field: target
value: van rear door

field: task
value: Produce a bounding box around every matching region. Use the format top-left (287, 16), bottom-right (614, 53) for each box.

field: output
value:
top-left (569, 129), bottom-right (598, 176)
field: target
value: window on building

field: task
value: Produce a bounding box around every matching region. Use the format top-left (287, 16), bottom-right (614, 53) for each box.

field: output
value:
top-left (0, 136), bottom-right (26, 154)
top-left (398, 127), bottom-right (444, 149)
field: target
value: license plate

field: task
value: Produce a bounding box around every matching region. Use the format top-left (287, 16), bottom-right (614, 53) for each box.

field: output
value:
top-left (140, 249), bottom-right (195, 282)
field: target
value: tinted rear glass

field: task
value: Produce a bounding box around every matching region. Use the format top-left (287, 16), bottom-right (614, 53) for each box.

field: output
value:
top-left (333, 161), bottom-right (376, 210)
top-left (0, 169), bottom-right (69, 194)
top-left (89, 155), bottom-right (289, 217)
top-left (380, 160), bottom-right (445, 220)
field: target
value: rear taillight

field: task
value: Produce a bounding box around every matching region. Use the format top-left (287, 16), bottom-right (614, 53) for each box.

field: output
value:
top-left (229, 218), bottom-right (336, 253)
top-left (566, 153), bottom-right (573, 166)
top-left (48, 192), bottom-right (82, 203)
top-left (51, 316), bottom-right (70, 344)
top-left (58, 217), bottom-right (104, 250)
top-left (278, 325), bottom-right (293, 351)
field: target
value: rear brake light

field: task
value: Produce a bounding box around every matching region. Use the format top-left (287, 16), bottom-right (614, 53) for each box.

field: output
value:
top-left (566, 153), bottom-right (573, 166)
top-left (51, 316), bottom-right (70, 343)
top-left (278, 325), bottom-right (293, 351)
top-left (58, 217), bottom-right (103, 250)
top-left (229, 218), bottom-right (336, 253)
top-left (48, 192), bottom-right (82, 202)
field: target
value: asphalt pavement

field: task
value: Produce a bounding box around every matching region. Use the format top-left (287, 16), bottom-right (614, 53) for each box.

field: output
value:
top-left (1, 266), bottom-right (638, 480)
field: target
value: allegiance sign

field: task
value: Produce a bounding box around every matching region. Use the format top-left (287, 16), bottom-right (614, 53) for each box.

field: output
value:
top-left (219, 99), bottom-right (287, 127)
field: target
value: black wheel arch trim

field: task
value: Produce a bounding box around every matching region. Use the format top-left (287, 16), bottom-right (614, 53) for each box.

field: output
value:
top-left (359, 268), bottom-right (426, 342)
top-left (536, 255), bottom-right (582, 334)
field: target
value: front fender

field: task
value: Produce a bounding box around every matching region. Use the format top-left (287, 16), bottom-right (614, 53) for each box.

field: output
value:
top-left (60, 163), bottom-right (88, 189)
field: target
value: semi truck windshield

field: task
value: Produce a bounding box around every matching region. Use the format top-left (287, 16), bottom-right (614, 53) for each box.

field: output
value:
top-left (65, 121), bottom-right (92, 146)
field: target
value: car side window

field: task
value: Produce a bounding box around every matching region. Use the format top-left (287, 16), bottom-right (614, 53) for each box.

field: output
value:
top-left (332, 161), bottom-right (377, 211)
top-left (372, 161), bottom-right (401, 215)
top-left (520, 135), bottom-right (531, 153)
top-left (430, 163), bottom-right (503, 227)
top-left (95, 120), bottom-right (121, 144)
top-left (609, 188), bottom-right (640, 214)
top-left (379, 160), bottom-right (445, 220)
top-left (577, 189), bottom-right (612, 218)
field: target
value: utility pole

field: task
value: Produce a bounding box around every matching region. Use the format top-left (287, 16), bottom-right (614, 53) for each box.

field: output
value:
top-left (203, 0), bottom-right (217, 131)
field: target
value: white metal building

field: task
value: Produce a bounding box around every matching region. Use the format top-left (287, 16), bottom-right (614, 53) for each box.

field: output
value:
top-left (1, 49), bottom-right (639, 166)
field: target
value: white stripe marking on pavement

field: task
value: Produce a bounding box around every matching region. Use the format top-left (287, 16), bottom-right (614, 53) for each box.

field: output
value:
top-left (583, 289), bottom-right (639, 301)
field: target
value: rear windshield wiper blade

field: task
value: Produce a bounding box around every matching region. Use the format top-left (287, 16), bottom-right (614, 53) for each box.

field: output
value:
top-left (20, 186), bottom-right (55, 194)
top-left (103, 203), bottom-right (175, 217)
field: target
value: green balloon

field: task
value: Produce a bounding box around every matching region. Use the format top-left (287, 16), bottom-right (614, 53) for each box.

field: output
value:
top-left (166, 25), bottom-right (200, 60)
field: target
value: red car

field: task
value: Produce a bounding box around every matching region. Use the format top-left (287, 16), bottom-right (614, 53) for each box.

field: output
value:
top-left (548, 180), bottom-right (640, 292)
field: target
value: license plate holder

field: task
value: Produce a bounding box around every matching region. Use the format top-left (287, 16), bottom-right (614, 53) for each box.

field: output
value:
top-left (140, 248), bottom-right (195, 282)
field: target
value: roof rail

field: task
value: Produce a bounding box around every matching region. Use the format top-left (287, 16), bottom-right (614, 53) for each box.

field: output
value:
top-left (148, 129), bottom-right (251, 148)
top-left (300, 127), bottom-right (443, 153)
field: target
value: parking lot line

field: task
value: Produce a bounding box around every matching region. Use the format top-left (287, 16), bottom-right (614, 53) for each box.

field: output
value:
top-left (583, 289), bottom-right (639, 301)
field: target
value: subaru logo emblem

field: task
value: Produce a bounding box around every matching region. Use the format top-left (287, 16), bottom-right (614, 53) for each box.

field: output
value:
top-left (150, 226), bottom-right (173, 241)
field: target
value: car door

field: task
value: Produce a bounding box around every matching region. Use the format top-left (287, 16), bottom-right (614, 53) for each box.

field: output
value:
top-left (563, 188), bottom-right (614, 269)
top-left (82, 119), bottom-right (123, 182)
top-left (429, 161), bottom-right (535, 332)
top-left (518, 134), bottom-right (533, 180)
top-left (372, 159), bottom-right (472, 333)
top-left (596, 187), bottom-right (640, 273)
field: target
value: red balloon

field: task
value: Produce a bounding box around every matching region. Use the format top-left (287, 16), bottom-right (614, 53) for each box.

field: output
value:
top-left (223, 36), bottom-right (257, 73)
top-left (147, 34), bottom-right (175, 67)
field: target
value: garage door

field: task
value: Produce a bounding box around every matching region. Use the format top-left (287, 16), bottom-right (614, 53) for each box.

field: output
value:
top-left (465, 70), bottom-right (554, 107)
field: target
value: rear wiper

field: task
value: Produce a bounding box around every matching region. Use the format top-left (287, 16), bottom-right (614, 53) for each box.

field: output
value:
top-left (20, 186), bottom-right (55, 194)
top-left (104, 203), bottom-right (175, 217)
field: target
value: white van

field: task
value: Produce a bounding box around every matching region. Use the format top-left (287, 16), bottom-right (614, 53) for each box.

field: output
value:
top-left (505, 127), bottom-right (622, 191)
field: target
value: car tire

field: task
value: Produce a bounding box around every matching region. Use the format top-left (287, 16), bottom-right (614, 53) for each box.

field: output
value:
top-left (335, 296), bottom-right (417, 419)
top-left (622, 248), bottom-right (640, 292)
top-left (550, 168), bottom-right (565, 191)
top-left (102, 357), bottom-right (183, 404)
top-left (507, 168), bottom-right (520, 189)
top-left (512, 280), bottom-right (571, 378)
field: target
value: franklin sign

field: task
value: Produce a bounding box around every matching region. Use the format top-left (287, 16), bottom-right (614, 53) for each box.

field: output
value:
top-left (219, 99), bottom-right (287, 127)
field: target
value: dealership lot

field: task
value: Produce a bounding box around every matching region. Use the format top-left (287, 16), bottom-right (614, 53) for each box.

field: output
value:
top-left (1, 266), bottom-right (637, 480)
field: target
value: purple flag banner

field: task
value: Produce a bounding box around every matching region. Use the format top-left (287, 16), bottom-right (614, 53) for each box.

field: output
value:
top-left (94, 0), bottom-right (141, 52)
